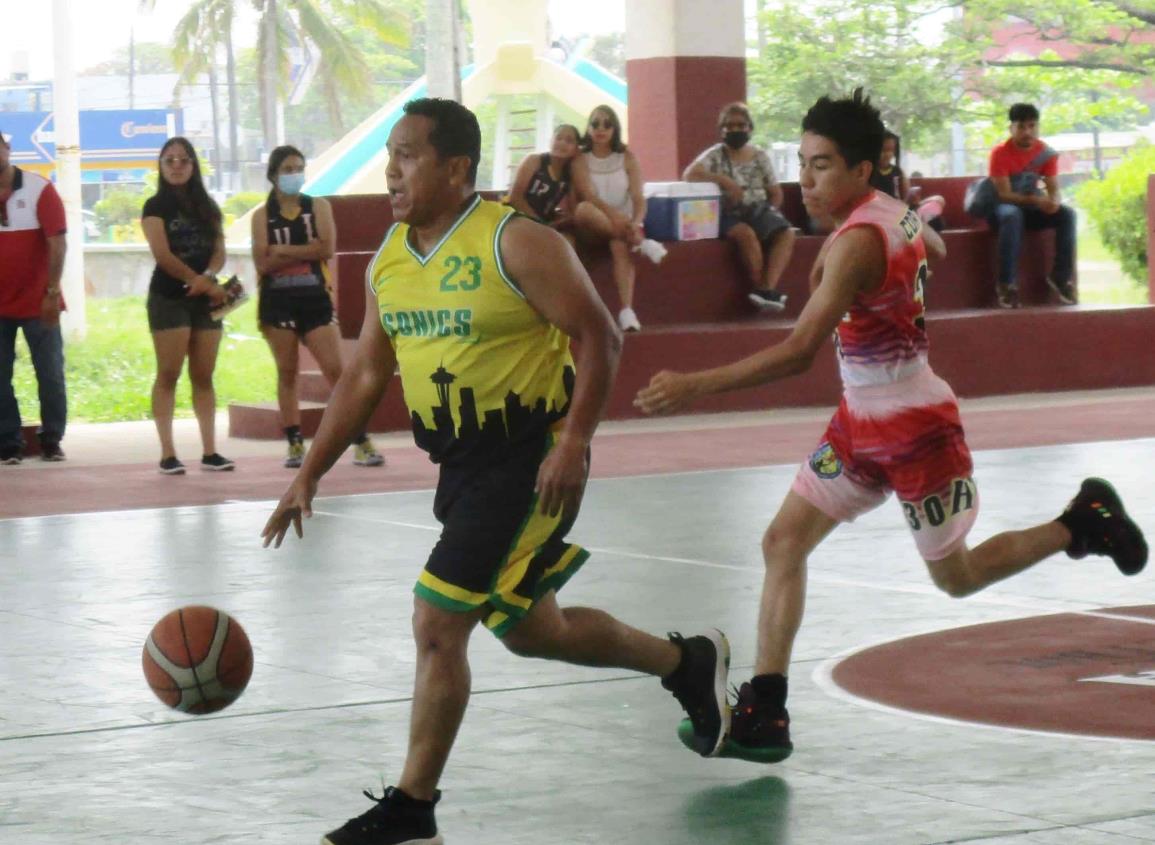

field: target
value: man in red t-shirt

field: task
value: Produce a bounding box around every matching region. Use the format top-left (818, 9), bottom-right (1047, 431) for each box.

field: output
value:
top-left (0, 128), bottom-right (69, 464)
top-left (986, 102), bottom-right (1075, 309)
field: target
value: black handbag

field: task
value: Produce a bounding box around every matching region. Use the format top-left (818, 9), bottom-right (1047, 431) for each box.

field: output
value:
top-left (964, 145), bottom-right (1057, 218)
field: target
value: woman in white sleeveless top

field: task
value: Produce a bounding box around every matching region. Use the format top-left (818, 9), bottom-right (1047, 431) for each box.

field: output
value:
top-left (573, 105), bottom-right (649, 332)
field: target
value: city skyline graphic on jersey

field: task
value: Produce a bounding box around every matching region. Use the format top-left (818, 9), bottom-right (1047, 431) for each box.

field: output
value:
top-left (411, 363), bottom-right (576, 460)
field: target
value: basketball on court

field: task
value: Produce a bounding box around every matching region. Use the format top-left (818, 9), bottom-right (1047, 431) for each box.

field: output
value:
top-left (142, 605), bottom-right (253, 714)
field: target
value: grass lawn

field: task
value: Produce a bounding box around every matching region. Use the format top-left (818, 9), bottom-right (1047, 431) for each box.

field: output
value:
top-left (12, 296), bottom-right (276, 424)
top-left (1075, 215), bottom-right (1148, 306)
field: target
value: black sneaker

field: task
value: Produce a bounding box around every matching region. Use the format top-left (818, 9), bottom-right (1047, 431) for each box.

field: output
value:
top-left (748, 288), bottom-right (787, 312)
top-left (678, 681), bottom-right (794, 763)
top-left (158, 456), bottom-right (186, 475)
top-left (996, 283), bottom-right (1019, 309)
top-left (201, 453), bottom-right (236, 472)
top-left (39, 442), bottom-right (66, 462)
top-left (661, 629), bottom-right (730, 757)
top-left (1047, 276), bottom-right (1077, 305)
top-left (322, 786), bottom-right (442, 845)
top-left (1057, 478), bottom-right (1147, 575)
top-left (0, 445), bottom-right (22, 466)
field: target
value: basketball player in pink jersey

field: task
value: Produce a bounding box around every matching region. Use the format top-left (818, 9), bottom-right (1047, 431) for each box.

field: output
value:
top-left (635, 89), bottom-right (1147, 763)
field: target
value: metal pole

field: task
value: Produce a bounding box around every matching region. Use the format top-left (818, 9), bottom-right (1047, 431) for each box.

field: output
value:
top-left (52, 0), bottom-right (86, 339)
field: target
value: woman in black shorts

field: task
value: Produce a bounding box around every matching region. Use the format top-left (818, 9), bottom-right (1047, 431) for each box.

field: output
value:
top-left (141, 137), bottom-right (234, 475)
top-left (251, 145), bottom-right (383, 469)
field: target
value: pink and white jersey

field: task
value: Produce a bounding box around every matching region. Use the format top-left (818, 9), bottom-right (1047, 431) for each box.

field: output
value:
top-left (831, 190), bottom-right (929, 388)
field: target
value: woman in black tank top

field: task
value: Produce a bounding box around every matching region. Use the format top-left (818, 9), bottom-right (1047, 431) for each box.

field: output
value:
top-left (250, 145), bottom-right (383, 469)
top-left (508, 124), bottom-right (581, 236)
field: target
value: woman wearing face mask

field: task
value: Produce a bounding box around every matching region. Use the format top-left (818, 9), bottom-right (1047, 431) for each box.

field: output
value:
top-left (684, 102), bottom-right (794, 311)
top-left (251, 145), bottom-right (384, 470)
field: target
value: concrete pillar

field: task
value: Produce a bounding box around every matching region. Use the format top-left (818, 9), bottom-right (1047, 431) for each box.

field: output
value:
top-left (52, 0), bottom-right (85, 338)
top-left (624, 0), bottom-right (746, 182)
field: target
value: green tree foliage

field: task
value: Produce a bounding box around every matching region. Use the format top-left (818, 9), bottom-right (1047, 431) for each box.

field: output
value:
top-left (92, 188), bottom-right (148, 231)
top-left (748, 0), bottom-right (965, 149)
top-left (1077, 141), bottom-right (1155, 283)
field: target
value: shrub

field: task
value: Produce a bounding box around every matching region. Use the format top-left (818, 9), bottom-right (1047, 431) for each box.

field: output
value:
top-left (1077, 142), bottom-right (1155, 285)
top-left (222, 191), bottom-right (268, 218)
top-left (93, 188), bottom-right (147, 232)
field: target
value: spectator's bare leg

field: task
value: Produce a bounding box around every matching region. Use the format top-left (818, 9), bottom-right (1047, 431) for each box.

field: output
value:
top-left (263, 327), bottom-right (301, 429)
top-left (573, 201), bottom-right (615, 240)
top-left (150, 328), bottom-right (190, 460)
top-left (187, 328), bottom-right (223, 456)
top-left (303, 323), bottom-right (345, 389)
top-left (725, 223), bottom-right (766, 292)
top-left (761, 228), bottom-right (796, 292)
top-left (609, 238), bottom-right (635, 310)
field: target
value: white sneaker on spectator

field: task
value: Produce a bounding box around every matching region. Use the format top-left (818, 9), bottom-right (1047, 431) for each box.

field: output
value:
top-left (618, 307), bottom-right (642, 332)
top-left (633, 238), bottom-right (668, 264)
top-left (748, 288), bottom-right (788, 311)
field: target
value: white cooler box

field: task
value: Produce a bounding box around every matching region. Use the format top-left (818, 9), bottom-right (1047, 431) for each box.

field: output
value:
top-left (643, 181), bottom-right (722, 241)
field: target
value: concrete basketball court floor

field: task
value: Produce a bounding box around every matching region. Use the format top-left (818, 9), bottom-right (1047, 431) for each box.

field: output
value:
top-left (2, 389), bottom-right (1154, 844)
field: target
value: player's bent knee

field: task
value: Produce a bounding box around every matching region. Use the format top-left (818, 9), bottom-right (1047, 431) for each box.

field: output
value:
top-left (761, 525), bottom-right (809, 573)
top-left (927, 558), bottom-right (976, 598)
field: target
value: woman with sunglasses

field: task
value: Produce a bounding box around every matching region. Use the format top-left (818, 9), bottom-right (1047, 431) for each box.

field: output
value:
top-left (573, 105), bottom-right (650, 332)
top-left (251, 144), bottom-right (384, 470)
top-left (141, 137), bottom-right (234, 475)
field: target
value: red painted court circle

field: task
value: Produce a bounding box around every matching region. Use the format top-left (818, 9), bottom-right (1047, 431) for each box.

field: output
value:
top-left (831, 605), bottom-right (1155, 740)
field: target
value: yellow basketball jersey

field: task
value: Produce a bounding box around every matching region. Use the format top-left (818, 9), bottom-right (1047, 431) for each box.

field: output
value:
top-left (366, 195), bottom-right (575, 463)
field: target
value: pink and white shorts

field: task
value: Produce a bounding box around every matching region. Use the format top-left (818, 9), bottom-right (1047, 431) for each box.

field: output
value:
top-left (791, 368), bottom-right (979, 561)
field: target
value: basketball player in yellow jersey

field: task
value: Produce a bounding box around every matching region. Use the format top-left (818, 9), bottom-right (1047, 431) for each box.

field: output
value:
top-left (262, 98), bottom-right (731, 845)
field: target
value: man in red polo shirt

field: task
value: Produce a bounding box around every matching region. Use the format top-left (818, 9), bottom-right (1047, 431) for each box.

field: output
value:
top-left (0, 128), bottom-right (68, 464)
top-left (986, 102), bottom-right (1075, 309)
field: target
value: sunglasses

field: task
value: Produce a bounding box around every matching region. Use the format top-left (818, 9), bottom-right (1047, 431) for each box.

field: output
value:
top-left (162, 156), bottom-right (192, 167)
top-left (589, 119), bottom-right (614, 131)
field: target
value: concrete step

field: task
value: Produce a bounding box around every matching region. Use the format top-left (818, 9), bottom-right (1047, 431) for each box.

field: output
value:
top-left (229, 305), bottom-right (1155, 439)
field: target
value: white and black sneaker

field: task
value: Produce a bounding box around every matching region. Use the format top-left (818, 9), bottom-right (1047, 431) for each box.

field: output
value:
top-left (1047, 276), bottom-right (1077, 305)
top-left (322, 786), bottom-right (443, 845)
top-left (158, 456), bottom-right (186, 475)
top-left (200, 453), bottom-right (235, 472)
top-left (748, 289), bottom-right (787, 311)
top-left (661, 629), bottom-right (731, 757)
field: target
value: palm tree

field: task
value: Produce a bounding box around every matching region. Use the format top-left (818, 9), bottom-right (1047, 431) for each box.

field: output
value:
top-left (252, 0), bottom-right (408, 149)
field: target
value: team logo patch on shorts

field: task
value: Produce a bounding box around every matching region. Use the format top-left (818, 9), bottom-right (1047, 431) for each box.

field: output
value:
top-left (809, 442), bottom-right (842, 479)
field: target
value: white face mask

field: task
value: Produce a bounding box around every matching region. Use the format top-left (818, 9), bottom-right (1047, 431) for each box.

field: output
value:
top-left (277, 172), bottom-right (305, 195)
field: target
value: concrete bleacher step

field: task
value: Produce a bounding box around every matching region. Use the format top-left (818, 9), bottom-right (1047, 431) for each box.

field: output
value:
top-left (227, 304), bottom-right (1155, 439)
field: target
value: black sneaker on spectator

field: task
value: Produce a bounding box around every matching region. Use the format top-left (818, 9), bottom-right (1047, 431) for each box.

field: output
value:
top-left (748, 288), bottom-right (787, 311)
top-left (39, 442), bottom-right (66, 462)
top-left (158, 456), bottom-right (186, 475)
top-left (201, 453), bottom-right (235, 472)
top-left (1, 445), bottom-right (23, 466)
top-left (322, 786), bottom-right (442, 845)
top-left (1047, 276), bottom-right (1077, 305)
top-left (996, 284), bottom-right (1018, 309)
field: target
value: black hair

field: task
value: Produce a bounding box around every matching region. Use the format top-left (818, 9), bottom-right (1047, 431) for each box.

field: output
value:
top-left (717, 102), bottom-right (755, 131)
top-left (801, 87), bottom-right (885, 172)
top-left (580, 105), bottom-right (626, 153)
top-left (154, 137), bottom-right (221, 238)
top-left (402, 97), bottom-right (482, 184)
top-left (554, 123), bottom-right (581, 143)
top-left (882, 130), bottom-right (901, 168)
top-left (1009, 103), bottom-right (1040, 123)
top-left (266, 144), bottom-right (306, 183)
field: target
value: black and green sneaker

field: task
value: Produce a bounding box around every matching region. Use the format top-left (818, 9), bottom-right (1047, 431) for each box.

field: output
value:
top-left (1057, 478), bottom-right (1147, 576)
top-left (678, 682), bottom-right (793, 763)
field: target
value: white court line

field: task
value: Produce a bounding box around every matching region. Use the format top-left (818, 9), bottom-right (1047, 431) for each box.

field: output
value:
top-left (811, 634), bottom-right (1155, 746)
top-left (306, 509), bottom-right (1155, 625)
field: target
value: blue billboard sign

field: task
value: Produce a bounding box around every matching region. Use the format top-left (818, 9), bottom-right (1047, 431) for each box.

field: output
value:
top-left (0, 109), bottom-right (182, 165)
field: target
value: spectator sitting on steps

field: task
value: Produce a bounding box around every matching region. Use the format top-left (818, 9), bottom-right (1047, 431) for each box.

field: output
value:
top-left (684, 102), bottom-right (795, 313)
